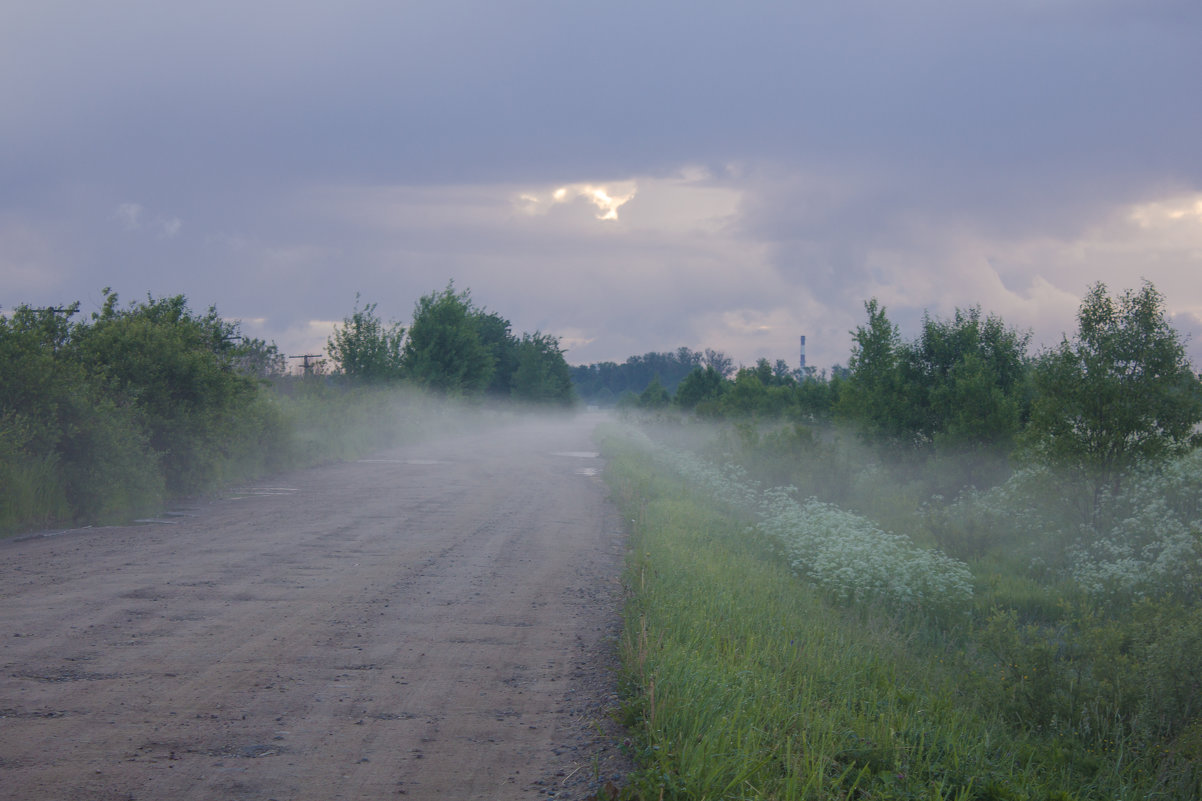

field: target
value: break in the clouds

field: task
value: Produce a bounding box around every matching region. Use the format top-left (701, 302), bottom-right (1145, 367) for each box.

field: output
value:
top-left (518, 183), bottom-right (638, 222)
top-left (1, 1), bottom-right (1200, 370)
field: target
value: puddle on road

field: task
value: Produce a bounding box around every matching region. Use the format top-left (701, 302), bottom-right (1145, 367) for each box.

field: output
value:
top-left (227, 487), bottom-right (299, 499)
top-left (357, 459), bottom-right (446, 465)
top-left (553, 451), bottom-right (600, 476)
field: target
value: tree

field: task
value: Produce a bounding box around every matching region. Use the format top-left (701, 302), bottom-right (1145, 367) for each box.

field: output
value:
top-left (0, 303), bottom-right (80, 453)
top-left (511, 332), bottom-right (574, 404)
top-left (772, 359), bottom-right (797, 385)
top-left (232, 337), bottom-right (286, 379)
top-left (569, 348), bottom-right (711, 403)
top-left (327, 295), bottom-right (405, 382)
top-left (674, 366), bottom-right (727, 410)
top-left (72, 290), bottom-right (263, 493)
top-left (401, 283), bottom-right (494, 395)
top-left (637, 376), bottom-right (671, 410)
top-left (721, 370), bottom-right (772, 417)
top-left (1026, 281), bottom-right (1202, 498)
top-left (903, 306), bottom-right (1031, 451)
top-left (837, 299), bottom-right (912, 442)
top-left (473, 310), bottom-right (520, 397)
top-left (703, 348), bottom-right (734, 377)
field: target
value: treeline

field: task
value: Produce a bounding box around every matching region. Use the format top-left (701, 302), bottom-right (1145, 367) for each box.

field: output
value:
top-left (620, 281), bottom-right (1202, 497)
top-left (0, 282), bottom-right (573, 534)
top-left (570, 346), bottom-right (735, 403)
top-left (325, 283), bottom-right (574, 404)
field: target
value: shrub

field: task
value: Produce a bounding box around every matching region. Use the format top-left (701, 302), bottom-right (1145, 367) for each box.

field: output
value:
top-left (645, 438), bottom-right (974, 616)
top-left (0, 413), bottom-right (68, 532)
top-left (1070, 451), bottom-right (1202, 605)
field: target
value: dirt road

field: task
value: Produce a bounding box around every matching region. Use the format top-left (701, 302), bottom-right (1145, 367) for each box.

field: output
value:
top-left (0, 413), bottom-right (631, 800)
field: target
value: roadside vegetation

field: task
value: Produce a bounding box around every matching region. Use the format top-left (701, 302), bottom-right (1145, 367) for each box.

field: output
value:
top-left (601, 281), bottom-right (1202, 799)
top-left (0, 282), bottom-right (574, 535)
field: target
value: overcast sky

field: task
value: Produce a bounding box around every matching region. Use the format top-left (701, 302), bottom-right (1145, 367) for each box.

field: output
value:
top-left (3, 1), bottom-right (1201, 371)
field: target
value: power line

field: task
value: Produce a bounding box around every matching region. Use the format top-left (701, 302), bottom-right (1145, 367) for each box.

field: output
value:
top-left (288, 353), bottom-right (324, 375)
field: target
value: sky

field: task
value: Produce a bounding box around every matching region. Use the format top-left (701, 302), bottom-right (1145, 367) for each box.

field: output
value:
top-left (3, 1), bottom-right (1201, 372)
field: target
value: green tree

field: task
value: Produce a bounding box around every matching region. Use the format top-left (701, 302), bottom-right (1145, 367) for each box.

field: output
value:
top-left (401, 283), bottom-right (494, 395)
top-left (837, 299), bottom-right (913, 442)
top-left (674, 366), bottom-right (727, 410)
top-left (232, 337), bottom-right (287, 379)
top-left (1026, 281), bottom-right (1202, 499)
top-left (752, 358), bottom-right (775, 387)
top-left (510, 332), bottom-right (574, 404)
top-left (73, 290), bottom-right (262, 493)
top-left (327, 295), bottom-right (405, 382)
top-left (703, 348), bottom-right (734, 377)
top-left (473, 310), bottom-right (521, 397)
top-left (568, 348), bottom-right (705, 403)
top-left (637, 376), bottom-right (671, 410)
top-left (904, 307), bottom-right (1031, 451)
top-left (0, 303), bottom-right (80, 454)
top-left (0, 303), bottom-right (88, 526)
top-left (720, 370), bottom-right (772, 417)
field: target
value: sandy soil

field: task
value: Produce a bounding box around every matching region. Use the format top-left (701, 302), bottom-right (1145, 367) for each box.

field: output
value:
top-left (0, 413), bottom-right (632, 800)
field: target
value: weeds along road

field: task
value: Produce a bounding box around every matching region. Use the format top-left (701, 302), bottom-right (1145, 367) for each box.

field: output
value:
top-left (0, 412), bottom-right (629, 801)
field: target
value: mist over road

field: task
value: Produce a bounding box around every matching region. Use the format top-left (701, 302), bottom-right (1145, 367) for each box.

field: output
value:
top-left (0, 413), bottom-right (628, 800)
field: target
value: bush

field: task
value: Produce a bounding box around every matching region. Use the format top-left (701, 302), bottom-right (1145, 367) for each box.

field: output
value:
top-left (0, 293), bottom-right (293, 531)
top-left (1070, 451), bottom-right (1202, 605)
top-left (55, 392), bottom-right (165, 522)
top-left (0, 413), bottom-right (68, 532)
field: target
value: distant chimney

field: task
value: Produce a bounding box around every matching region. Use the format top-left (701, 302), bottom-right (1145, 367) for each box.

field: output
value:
top-left (799, 335), bottom-right (807, 372)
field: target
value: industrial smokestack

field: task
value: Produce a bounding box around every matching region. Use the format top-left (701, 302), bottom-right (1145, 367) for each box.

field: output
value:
top-left (800, 335), bottom-right (807, 372)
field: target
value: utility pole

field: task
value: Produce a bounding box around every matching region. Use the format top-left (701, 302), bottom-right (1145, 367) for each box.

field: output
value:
top-left (289, 354), bottom-right (323, 376)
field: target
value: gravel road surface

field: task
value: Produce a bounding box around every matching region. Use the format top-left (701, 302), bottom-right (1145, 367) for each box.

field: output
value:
top-left (0, 413), bottom-right (631, 800)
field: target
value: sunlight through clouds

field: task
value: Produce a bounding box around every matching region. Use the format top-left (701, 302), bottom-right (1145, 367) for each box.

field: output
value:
top-left (517, 181), bottom-right (637, 221)
top-left (1129, 193), bottom-right (1202, 230)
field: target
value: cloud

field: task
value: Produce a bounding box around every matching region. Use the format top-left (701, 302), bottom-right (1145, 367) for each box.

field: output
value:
top-left (740, 166), bottom-right (1202, 366)
top-left (517, 182), bottom-right (638, 221)
top-left (157, 217), bottom-right (182, 238)
top-left (113, 202), bottom-right (144, 231)
top-left (1, 2), bottom-right (1199, 374)
top-left (112, 202), bottom-right (181, 238)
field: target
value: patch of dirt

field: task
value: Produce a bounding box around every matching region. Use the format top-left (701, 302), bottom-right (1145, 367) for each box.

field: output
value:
top-left (0, 413), bottom-right (633, 800)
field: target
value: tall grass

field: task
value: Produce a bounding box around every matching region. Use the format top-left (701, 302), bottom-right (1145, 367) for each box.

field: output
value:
top-left (0, 422), bottom-right (68, 532)
top-left (601, 424), bottom-right (1197, 799)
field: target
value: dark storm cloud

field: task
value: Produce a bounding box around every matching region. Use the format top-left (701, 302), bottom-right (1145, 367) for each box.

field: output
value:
top-left (6, 2), bottom-right (1197, 186)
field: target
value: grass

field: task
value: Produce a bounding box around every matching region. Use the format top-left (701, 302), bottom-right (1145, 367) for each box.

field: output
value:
top-left (599, 424), bottom-right (1193, 800)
